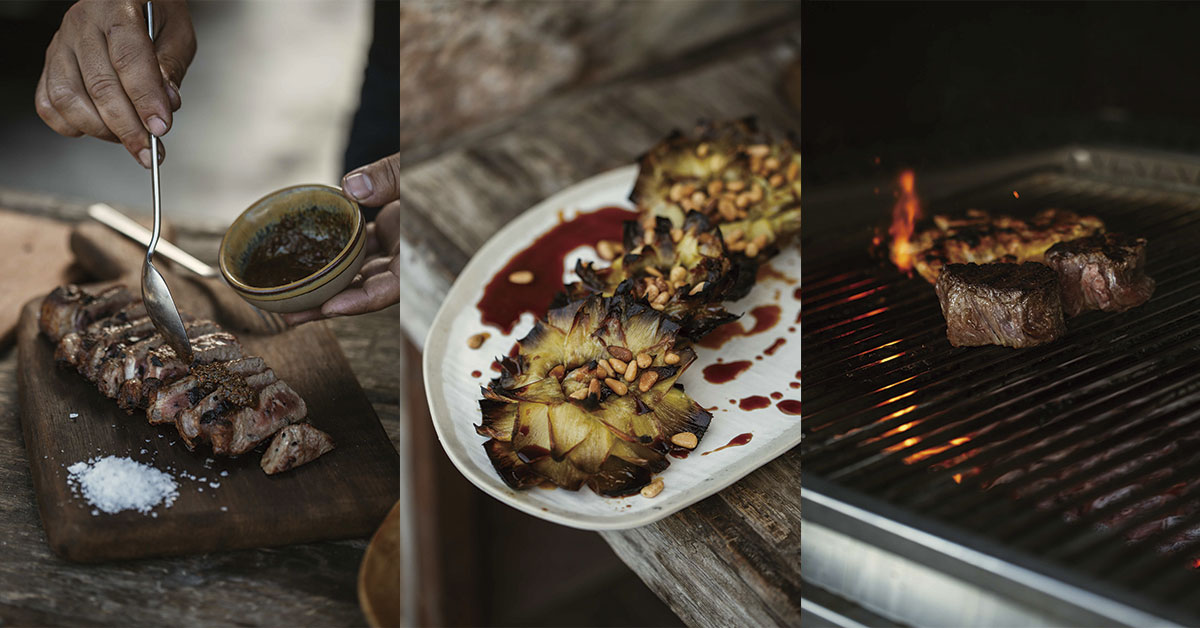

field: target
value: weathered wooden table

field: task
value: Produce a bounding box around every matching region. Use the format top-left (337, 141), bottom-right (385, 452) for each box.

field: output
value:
top-left (0, 190), bottom-right (400, 626)
top-left (396, 28), bottom-right (802, 627)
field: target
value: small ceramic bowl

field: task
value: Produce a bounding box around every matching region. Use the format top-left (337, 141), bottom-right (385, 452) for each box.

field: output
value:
top-left (219, 184), bottom-right (367, 313)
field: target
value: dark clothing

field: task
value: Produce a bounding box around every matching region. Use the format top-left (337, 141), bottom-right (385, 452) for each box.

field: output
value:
top-left (343, 0), bottom-right (398, 222)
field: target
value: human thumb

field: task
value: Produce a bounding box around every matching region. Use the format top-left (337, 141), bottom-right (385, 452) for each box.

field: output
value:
top-left (342, 152), bottom-right (401, 207)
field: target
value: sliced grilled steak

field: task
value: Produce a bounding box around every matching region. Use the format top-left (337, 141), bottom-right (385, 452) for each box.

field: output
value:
top-left (221, 381), bottom-right (308, 455)
top-left (41, 284), bottom-right (319, 474)
top-left (261, 424), bottom-right (334, 474)
top-left (106, 320), bottom-right (224, 401)
top-left (38, 285), bottom-right (133, 342)
top-left (121, 332), bottom-right (244, 411)
top-left (935, 262), bottom-right (1066, 348)
top-left (177, 366), bottom-right (277, 446)
top-left (1044, 233), bottom-right (1155, 316)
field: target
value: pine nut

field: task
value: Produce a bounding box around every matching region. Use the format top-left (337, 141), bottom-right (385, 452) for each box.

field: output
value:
top-left (605, 377), bottom-right (628, 396)
top-left (696, 142), bottom-right (710, 157)
top-left (549, 364), bottom-right (565, 380)
top-left (638, 370), bottom-right (659, 392)
top-left (508, 270), bottom-right (534, 284)
top-left (787, 160), bottom-right (799, 181)
top-left (466, 332), bottom-right (489, 349)
top-left (726, 180), bottom-right (746, 192)
top-left (689, 282), bottom-right (706, 296)
top-left (746, 144), bottom-right (770, 158)
top-left (645, 283), bottom-right (660, 302)
top-left (597, 240), bottom-right (616, 261)
top-left (669, 183), bottom-right (686, 202)
top-left (645, 266), bottom-right (663, 278)
top-left (636, 352), bottom-right (652, 369)
top-left (588, 378), bottom-right (601, 397)
top-left (669, 265), bottom-right (687, 283)
top-left (707, 180), bottom-right (724, 196)
top-left (640, 478), bottom-right (664, 498)
top-left (608, 357), bottom-right (627, 373)
top-left (769, 174), bottom-right (784, 188)
top-left (745, 242), bottom-right (760, 258)
top-left (764, 156), bottom-right (780, 172)
top-left (569, 388), bottom-right (588, 400)
top-left (623, 359), bottom-right (638, 382)
top-left (607, 346), bottom-right (633, 362)
top-left (664, 351), bottom-right (681, 365)
top-left (670, 228), bottom-right (683, 243)
top-left (726, 228), bottom-right (744, 243)
top-left (670, 432), bottom-right (698, 449)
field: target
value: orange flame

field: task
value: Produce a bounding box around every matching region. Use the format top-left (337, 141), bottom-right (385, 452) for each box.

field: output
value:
top-left (888, 170), bottom-right (923, 273)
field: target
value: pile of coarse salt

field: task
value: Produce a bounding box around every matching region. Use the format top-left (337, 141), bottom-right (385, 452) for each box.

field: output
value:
top-left (66, 456), bottom-right (179, 516)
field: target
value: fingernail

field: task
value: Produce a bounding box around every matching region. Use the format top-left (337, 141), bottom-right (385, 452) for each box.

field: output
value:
top-left (147, 116), bottom-right (167, 137)
top-left (137, 148), bottom-right (152, 169)
top-left (166, 81), bottom-right (181, 110)
top-left (343, 171), bottom-right (373, 201)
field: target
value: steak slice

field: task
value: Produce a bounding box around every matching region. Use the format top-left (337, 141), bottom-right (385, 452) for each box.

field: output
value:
top-left (935, 262), bottom-right (1066, 348)
top-left (177, 366), bottom-right (277, 446)
top-left (219, 381), bottom-right (308, 455)
top-left (77, 318), bottom-right (156, 382)
top-left (146, 356), bottom-right (266, 424)
top-left (261, 424), bottom-right (335, 475)
top-left (106, 320), bottom-right (224, 401)
top-left (1044, 233), bottom-right (1155, 316)
top-left (120, 332), bottom-right (244, 411)
top-left (38, 285), bottom-right (133, 343)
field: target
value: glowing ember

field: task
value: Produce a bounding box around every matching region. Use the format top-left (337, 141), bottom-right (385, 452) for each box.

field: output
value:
top-left (1192, 557), bottom-right (1200, 570)
top-left (888, 170), bottom-right (923, 274)
top-left (952, 473), bottom-right (963, 484)
top-left (1012, 190), bottom-right (1020, 199)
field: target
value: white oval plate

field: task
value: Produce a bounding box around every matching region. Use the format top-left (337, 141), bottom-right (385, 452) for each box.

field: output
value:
top-left (423, 165), bottom-right (801, 530)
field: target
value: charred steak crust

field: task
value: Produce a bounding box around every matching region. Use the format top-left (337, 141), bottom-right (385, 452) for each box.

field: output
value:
top-left (1044, 233), bottom-right (1155, 316)
top-left (935, 262), bottom-right (1066, 348)
top-left (904, 208), bottom-right (1106, 284)
top-left (39, 284), bottom-right (326, 473)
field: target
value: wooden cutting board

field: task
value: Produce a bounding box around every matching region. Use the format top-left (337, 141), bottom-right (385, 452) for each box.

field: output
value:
top-left (14, 229), bottom-right (400, 562)
top-left (0, 211), bottom-right (87, 348)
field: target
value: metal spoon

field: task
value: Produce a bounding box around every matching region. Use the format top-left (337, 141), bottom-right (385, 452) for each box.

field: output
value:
top-left (140, 0), bottom-right (193, 362)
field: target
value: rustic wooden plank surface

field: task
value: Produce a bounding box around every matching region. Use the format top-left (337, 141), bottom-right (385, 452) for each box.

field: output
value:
top-left (396, 27), bottom-right (802, 626)
top-left (0, 216), bottom-right (401, 624)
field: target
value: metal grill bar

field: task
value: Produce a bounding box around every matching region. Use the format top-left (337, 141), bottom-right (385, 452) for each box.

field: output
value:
top-left (803, 148), bottom-right (1200, 623)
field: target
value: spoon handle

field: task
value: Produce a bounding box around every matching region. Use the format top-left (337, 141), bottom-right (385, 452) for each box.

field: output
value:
top-left (146, 1), bottom-right (161, 262)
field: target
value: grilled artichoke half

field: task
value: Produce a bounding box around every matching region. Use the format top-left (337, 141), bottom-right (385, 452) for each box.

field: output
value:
top-left (630, 117), bottom-right (801, 264)
top-left (563, 211), bottom-right (742, 339)
top-left (477, 293), bottom-right (711, 497)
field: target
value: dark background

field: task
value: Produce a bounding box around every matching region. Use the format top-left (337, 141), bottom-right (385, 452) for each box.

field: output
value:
top-left (802, 1), bottom-right (1200, 185)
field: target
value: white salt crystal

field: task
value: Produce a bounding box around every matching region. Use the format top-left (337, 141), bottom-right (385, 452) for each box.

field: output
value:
top-left (66, 456), bottom-right (178, 515)
top-left (219, 471), bottom-right (229, 477)
top-left (209, 482), bottom-right (219, 489)
top-left (220, 506), bottom-right (228, 512)
top-left (197, 487), bottom-right (204, 492)
top-left (68, 412), bottom-right (78, 419)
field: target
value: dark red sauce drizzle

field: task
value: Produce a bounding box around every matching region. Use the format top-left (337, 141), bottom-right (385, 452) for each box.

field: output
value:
top-left (739, 395), bottom-right (771, 410)
top-left (778, 400), bottom-right (801, 416)
top-left (703, 360), bottom-right (753, 384)
top-left (763, 337), bottom-right (787, 356)
top-left (756, 263), bottom-right (796, 285)
top-left (702, 432), bottom-right (754, 455)
top-left (471, 370), bottom-right (482, 378)
top-left (477, 206), bottom-right (636, 333)
top-left (770, 392), bottom-right (783, 400)
top-left (697, 305), bottom-right (781, 349)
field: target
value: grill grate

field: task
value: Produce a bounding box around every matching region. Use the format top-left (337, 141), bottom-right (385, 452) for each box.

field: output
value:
top-left (803, 150), bottom-right (1200, 622)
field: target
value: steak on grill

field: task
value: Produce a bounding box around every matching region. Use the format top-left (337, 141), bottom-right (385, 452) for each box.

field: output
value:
top-left (39, 284), bottom-right (333, 474)
top-left (935, 262), bottom-right (1066, 348)
top-left (1043, 233), bottom-right (1155, 316)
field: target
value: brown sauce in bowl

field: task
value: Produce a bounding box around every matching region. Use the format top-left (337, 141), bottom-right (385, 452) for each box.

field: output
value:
top-left (241, 209), bottom-right (350, 288)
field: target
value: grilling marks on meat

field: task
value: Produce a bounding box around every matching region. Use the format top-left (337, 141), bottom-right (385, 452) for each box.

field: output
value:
top-left (38, 285), bottom-right (331, 473)
top-left (936, 262), bottom-right (1066, 348)
top-left (906, 208), bottom-right (1105, 283)
top-left (1044, 233), bottom-right (1155, 316)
